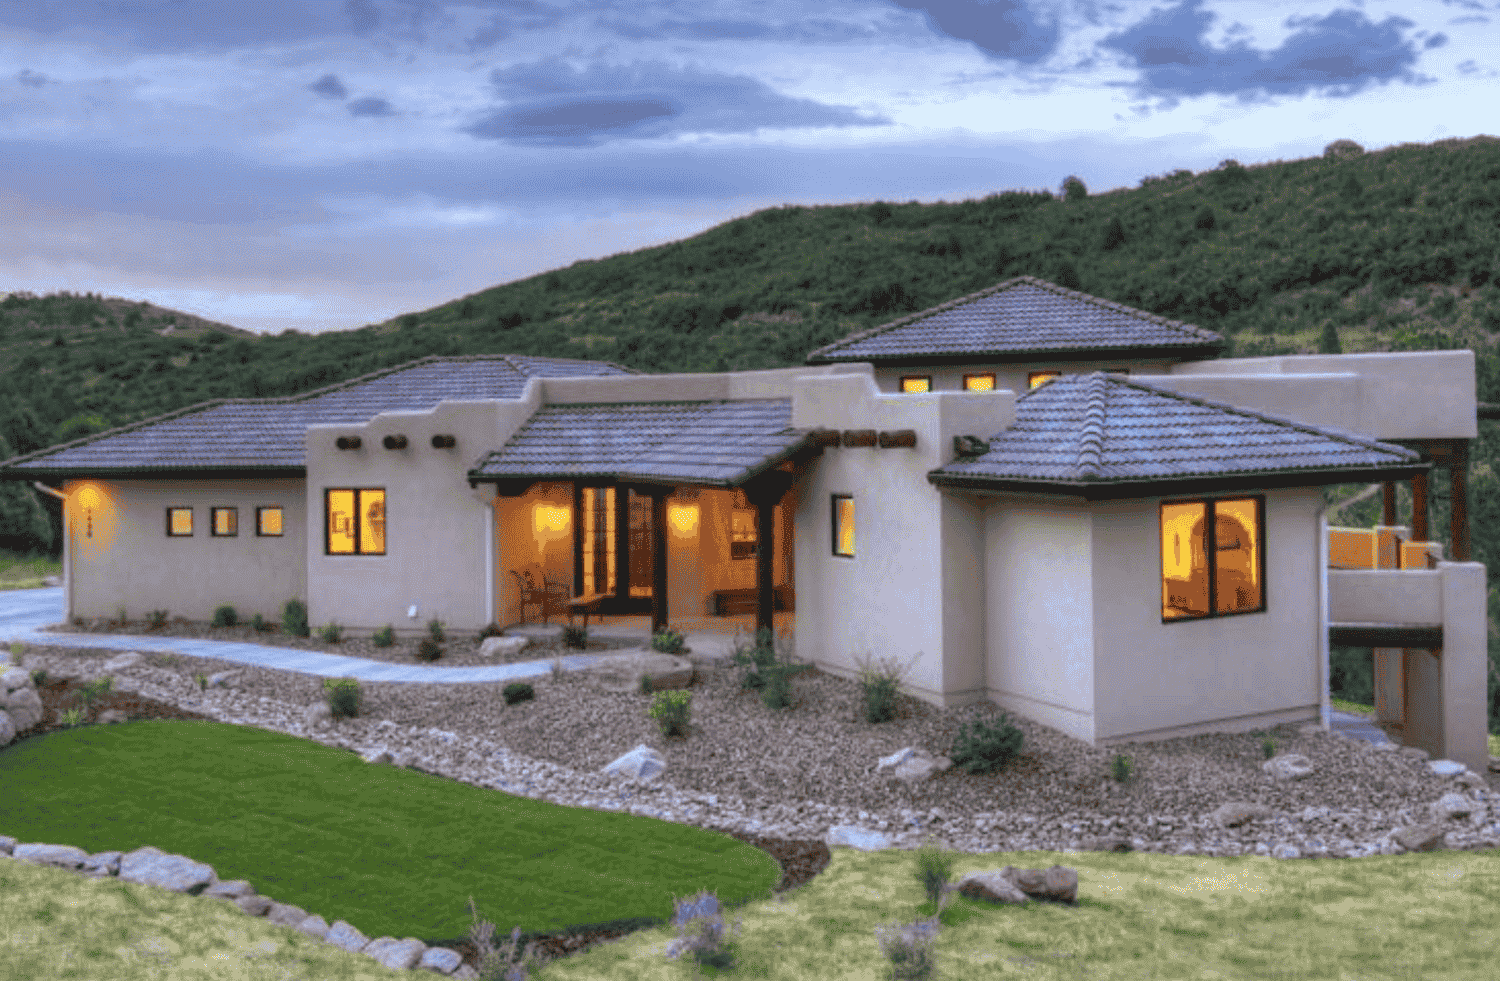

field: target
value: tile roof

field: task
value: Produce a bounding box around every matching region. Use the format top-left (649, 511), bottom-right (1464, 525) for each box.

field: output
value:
top-left (0, 354), bottom-right (639, 478)
top-left (806, 276), bottom-right (1225, 365)
top-left (927, 372), bottom-right (1429, 500)
top-left (469, 399), bottom-right (811, 488)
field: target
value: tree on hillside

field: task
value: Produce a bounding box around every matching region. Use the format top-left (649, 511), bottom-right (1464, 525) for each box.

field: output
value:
top-left (1061, 175), bottom-right (1088, 201)
top-left (0, 434), bottom-right (55, 557)
top-left (1318, 322), bottom-right (1343, 354)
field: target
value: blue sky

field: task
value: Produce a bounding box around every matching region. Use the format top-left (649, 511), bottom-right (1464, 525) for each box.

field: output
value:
top-left (0, 0), bottom-right (1487, 335)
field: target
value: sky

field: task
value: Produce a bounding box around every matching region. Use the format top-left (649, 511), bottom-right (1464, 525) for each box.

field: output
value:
top-left (0, 0), bottom-right (1489, 336)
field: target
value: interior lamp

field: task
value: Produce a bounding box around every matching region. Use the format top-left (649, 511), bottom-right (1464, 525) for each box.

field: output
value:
top-left (668, 503), bottom-right (700, 535)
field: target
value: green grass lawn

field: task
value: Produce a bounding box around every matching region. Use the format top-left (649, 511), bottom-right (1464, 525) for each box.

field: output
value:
top-left (0, 719), bottom-right (783, 945)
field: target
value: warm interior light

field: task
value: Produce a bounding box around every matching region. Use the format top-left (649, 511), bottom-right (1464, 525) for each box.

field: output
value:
top-left (668, 503), bottom-right (700, 535)
top-left (533, 504), bottom-right (570, 535)
top-left (901, 376), bottom-right (931, 393)
top-left (964, 374), bottom-right (996, 391)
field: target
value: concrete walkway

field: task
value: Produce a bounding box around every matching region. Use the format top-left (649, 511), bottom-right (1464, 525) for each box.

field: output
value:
top-left (0, 587), bottom-right (1394, 746)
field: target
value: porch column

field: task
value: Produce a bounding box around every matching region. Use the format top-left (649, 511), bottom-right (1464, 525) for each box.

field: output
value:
top-left (613, 483), bottom-right (628, 605)
top-left (1451, 439), bottom-right (1470, 561)
top-left (650, 490), bottom-right (668, 635)
top-left (1382, 481), bottom-right (1397, 527)
top-left (572, 483), bottom-right (583, 598)
top-left (753, 492), bottom-right (775, 636)
top-left (1412, 468), bottom-right (1430, 543)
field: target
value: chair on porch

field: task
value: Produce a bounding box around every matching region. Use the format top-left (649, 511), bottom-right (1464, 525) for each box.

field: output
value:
top-left (510, 565), bottom-right (569, 624)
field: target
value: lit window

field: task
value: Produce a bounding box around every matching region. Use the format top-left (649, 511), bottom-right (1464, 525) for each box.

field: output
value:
top-left (731, 492), bottom-right (758, 560)
top-left (900, 376), bottom-right (931, 393)
top-left (832, 495), bottom-right (855, 557)
top-left (1028, 371), bottom-right (1062, 389)
top-left (167, 507), bottom-right (193, 537)
top-left (257, 506), bottom-right (283, 537)
top-left (326, 488), bottom-right (386, 555)
top-left (964, 373), bottom-right (996, 391)
top-left (212, 507), bottom-right (238, 537)
top-left (1161, 496), bottom-right (1263, 621)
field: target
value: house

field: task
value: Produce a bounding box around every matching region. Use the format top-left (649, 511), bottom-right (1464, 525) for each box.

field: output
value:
top-left (2, 277), bottom-right (1488, 773)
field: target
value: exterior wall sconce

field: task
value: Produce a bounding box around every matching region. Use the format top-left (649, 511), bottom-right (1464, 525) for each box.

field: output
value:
top-left (336, 436), bottom-right (362, 450)
top-left (667, 503), bottom-right (700, 535)
top-left (533, 504), bottom-right (570, 534)
top-left (431, 434), bottom-right (457, 449)
top-left (953, 434), bottom-right (989, 457)
top-left (841, 429), bottom-right (878, 448)
top-left (878, 429), bottom-right (917, 448)
top-left (383, 434), bottom-right (408, 450)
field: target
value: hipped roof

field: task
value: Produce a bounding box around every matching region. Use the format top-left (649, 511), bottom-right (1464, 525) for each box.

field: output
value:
top-left (806, 276), bottom-right (1225, 366)
top-left (927, 372), bottom-right (1430, 500)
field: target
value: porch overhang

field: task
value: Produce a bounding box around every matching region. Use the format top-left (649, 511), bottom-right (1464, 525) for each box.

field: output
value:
top-left (0, 465), bottom-right (306, 482)
top-left (1329, 622), bottom-right (1443, 648)
top-left (926, 464), bottom-right (1433, 502)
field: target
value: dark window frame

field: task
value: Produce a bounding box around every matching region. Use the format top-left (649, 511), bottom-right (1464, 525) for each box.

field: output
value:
top-left (831, 494), bottom-right (855, 558)
top-left (324, 487), bottom-right (387, 556)
top-left (963, 372), bottom-right (997, 391)
top-left (211, 506), bottom-right (238, 537)
top-left (166, 507), bottom-right (193, 537)
top-left (899, 375), bottom-right (932, 393)
top-left (1159, 494), bottom-right (1267, 623)
top-left (256, 506), bottom-right (284, 537)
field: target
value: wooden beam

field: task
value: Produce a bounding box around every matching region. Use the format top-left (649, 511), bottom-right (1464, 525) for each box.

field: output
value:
top-left (1451, 439), bottom-right (1470, 561)
top-left (877, 429), bottom-right (917, 448)
top-left (841, 429), bottom-right (877, 448)
top-left (1412, 469), bottom-right (1429, 542)
top-left (1329, 622), bottom-right (1443, 649)
top-left (650, 490), bottom-right (668, 635)
top-left (1382, 481), bottom-right (1397, 527)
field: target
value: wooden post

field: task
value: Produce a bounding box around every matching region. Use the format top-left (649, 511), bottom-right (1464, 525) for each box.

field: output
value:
top-left (1412, 470), bottom-right (1429, 543)
top-left (613, 484), bottom-right (628, 605)
top-left (572, 482), bottom-right (583, 599)
top-left (1451, 439), bottom-right (1470, 561)
top-left (754, 492), bottom-right (775, 637)
top-left (1382, 481), bottom-right (1397, 527)
top-left (651, 490), bottom-right (668, 636)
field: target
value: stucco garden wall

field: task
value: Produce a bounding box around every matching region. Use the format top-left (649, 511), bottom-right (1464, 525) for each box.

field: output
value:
top-left (61, 477), bottom-right (306, 624)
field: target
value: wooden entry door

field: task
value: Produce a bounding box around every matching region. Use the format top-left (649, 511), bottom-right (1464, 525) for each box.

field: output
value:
top-left (577, 486), bottom-right (654, 613)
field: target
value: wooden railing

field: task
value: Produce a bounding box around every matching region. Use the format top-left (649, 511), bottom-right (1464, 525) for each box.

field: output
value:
top-left (1328, 525), bottom-right (1442, 571)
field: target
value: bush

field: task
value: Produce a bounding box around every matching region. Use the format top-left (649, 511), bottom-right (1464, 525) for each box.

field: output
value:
top-left (428, 618), bottom-right (446, 642)
top-left (651, 625), bottom-right (686, 654)
top-left (30, 668), bottom-right (48, 688)
top-left (318, 621), bottom-right (343, 643)
top-left (323, 677), bottom-right (361, 719)
top-left (851, 650), bottom-right (921, 724)
top-left (503, 682), bottom-right (535, 705)
top-left (912, 833), bottom-right (958, 910)
top-left (372, 624), bottom-right (395, 647)
top-left (561, 624), bottom-right (588, 649)
top-left (1262, 737), bottom-right (1278, 759)
top-left (648, 689), bottom-right (692, 738)
top-left (664, 889), bottom-right (743, 971)
top-left (211, 604), bottom-right (237, 628)
top-left (467, 896), bottom-right (545, 981)
top-left (417, 638), bottom-right (444, 661)
top-left (874, 917), bottom-right (942, 981)
top-left (948, 715), bottom-right (1025, 775)
top-left (478, 622), bottom-right (504, 641)
top-left (282, 599), bottom-right (309, 637)
top-left (250, 613), bottom-right (266, 631)
top-left (147, 609), bottom-right (169, 630)
top-left (1109, 753), bottom-right (1134, 784)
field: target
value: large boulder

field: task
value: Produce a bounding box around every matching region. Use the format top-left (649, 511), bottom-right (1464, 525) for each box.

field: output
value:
top-left (478, 636), bottom-right (530, 658)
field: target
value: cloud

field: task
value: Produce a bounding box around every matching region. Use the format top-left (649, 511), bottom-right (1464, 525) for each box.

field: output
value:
top-left (310, 74), bottom-right (349, 100)
top-left (349, 96), bottom-right (397, 117)
top-left (464, 58), bottom-right (891, 146)
top-left (889, 0), bottom-right (1061, 63)
top-left (603, 14), bottom-right (891, 45)
top-left (345, 0), bottom-right (381, 34)
top-left (1101, 1), bottom-right (1431, 101)
top-left (0, 0), bottom-right (354, 52)
top-left (14, 69), bottom-right (51, 87)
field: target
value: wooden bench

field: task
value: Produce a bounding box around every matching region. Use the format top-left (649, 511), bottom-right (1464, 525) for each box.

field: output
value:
top-left (565, 592), bottom-right (612, 632)
top-left (711, 586), bottom-right (793, 616)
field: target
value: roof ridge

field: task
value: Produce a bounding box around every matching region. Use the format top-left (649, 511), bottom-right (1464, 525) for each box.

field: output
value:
top-left (1075, 373), bottom-right (1109, 480)
top-left (1079, 371), bottom-right (1423, 460)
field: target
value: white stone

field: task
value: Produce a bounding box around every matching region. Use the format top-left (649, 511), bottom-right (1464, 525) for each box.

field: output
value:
top-left (1261, 754), bottom-right (1315, 781)
top-left (1428, 759), bottom-right (1468, 777)
top-left (478, 636), bottom-right (530, 658)
top-left (601, 744), bottom-right (667, 782)
top-left (304, 701), bottom-right (333, 729)
top-left (118, 846), bottom-right (218, 895)
top-left (102, 652), bottom-right (144, 673)
top-left (825, 826), bottom-right (893, 851)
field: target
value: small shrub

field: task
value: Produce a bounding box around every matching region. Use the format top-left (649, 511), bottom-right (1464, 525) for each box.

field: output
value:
top-left (323, 677), bottom-right (361, 719)
top-left (651, 625), bottom-right (686, 654)
top-left (8, 640), bottom-right (22, 661)
top-left (282, 599), bottom-right (310, 637)
top-left (503, 682), bottom-right (535, 705)
top-left (60, 707), bottom-right (85, 729)
top-left (948, 715), bottom-right (1025, 775)
top-left (478, 622), bottom-right (504, 641)
top-left (74, 676), bottom-right (113, 714)
top-left (194, 672), bottom-right (208, 692)
top-left (1110, 753), bottom-right (1135, 784)
top-left (319, 621), bottom-right (343, 643)
top-left (417, 638), bottom-right (444, 661)
top-left (1262, 737), bottom-right (1278, 760)
top-left (147, 610), bottom-right (169, 630)
top-left (30, 668), bottom-right (48, 688)
top-left (664, 889), bottom-right (744, 971)
top-left (561, 624), bottom-right (588, 649)
top-left (851, 650), bottom-right (921, 724)
top-left (115, 605), bottom-right (127, 625)
top-left (913, 833), bottom-right (958, 910)
top-left (250, 613), bottom-right (265, 631)
top-left (648, 689), bottom-right (692, 738)
top-left (467, 896), bottom-right (546, 981)
top-left (639, 673), bottom-right (656, 696)
top-left (760, 662), bottom-right (795, 710)
top-left (729, 627), bottom-right (778, 690)
top-left (372, 624), bottom-right (395, 647)
top-left (874, 916), bottom-right (942, 981)
top-left (211, 604), bottom-right (237, 628)
top-left (427, 618), bottom-right (446, 643)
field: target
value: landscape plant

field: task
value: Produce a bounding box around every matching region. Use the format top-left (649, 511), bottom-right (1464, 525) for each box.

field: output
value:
top-left (9, 639), bottom-right (21, 658)
top-left (194, 673), bottom-right (208, 692)
top-left (29, 668), bottom-right (47, 688)
top-left (502, 682), bottom-right (534, 705)
top-left (466, 896), bottom-right (546, 981)
top-left (322, 676), bottom-right (361, 719)
top-left (651, 624), bottom-right (686, 654)
top-left (478, 622), bottom-right (504, 640)
top-left (911, 833), bottom-right (959, 912)
top-left (1110, 753), bottom-right (1135, 784)
top-left (850, 649), bottom-right (922, 724)
top-left (639, 673), bottom-right (656, 695)
top-left (873, 916), bottom-right (942, 981)
top-left (664, 888), bottom-right (744, 973)
top-left (249, 613), bottom-right (267, 631)
top-left (648, 688), bottom-right (692, 738)
top-left (210, 604), bottom-right (237, 628)
top-left (59, 707), bottom-right (85, 728)
top-left (146, 609), bottom-right (169, 630)
top-left (1263, 736), bottom-right (1278, 759)
top-left (428, 618), bottom-right (446, 643)
top-left (281, 598), bottom-right (309, 637)
top-left (561, 624), bottom-right (588, 649)
top-left (417, 638), bottom-right (444, 661)
top-left (947, 715), bottom-right (1025, 775)
top-left (318, 621), bottom-right (343, 643)
top-left (114, 605), bottom-right (127, 625)
top-left (72, 676), bottom-right (113, 717)
top-left (372, 624), bottom-right (395, 647)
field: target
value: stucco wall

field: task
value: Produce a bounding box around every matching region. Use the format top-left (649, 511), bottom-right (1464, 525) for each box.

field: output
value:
top-left (62, 477), bottom-right (305, 623)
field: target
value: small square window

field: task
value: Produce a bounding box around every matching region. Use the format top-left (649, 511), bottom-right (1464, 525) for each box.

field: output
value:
top-left (257, 506), bottom-right (284, 537)
top-left (963, 373), bottom-right (996, 391)
top-left (1029, 371), bottom-right (1062, 389)
top-left (211, 507), bottom-right (238, 537)
top-left (832, 495), bottom-right (855, 557)
top-left (166, 507), bottom-right (193, 536)
top-left (900, 375), bottom-right (931, 393)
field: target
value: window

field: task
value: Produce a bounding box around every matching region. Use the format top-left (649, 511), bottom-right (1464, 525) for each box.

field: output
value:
top-left (900, 375), bottom-right (932, 393)
top-left (211, 507), bottom-right (238, 537)
top-left (1161, 496), bottom-right (1264, 621)
top-left (832, 495), bottom-right (855, 557)
top-left (326, 488), bottom-right (386, 555)
top-left (1028, 371), bottom-right (1062, 389)
top-left (963, 373), bottom-right (996, 391)
top-left (257, 506), bottom-right (283, 537)
top-left (730, 490), bottom-right (758, 560)
top-left (166, 507), bottom-right (193, 536)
